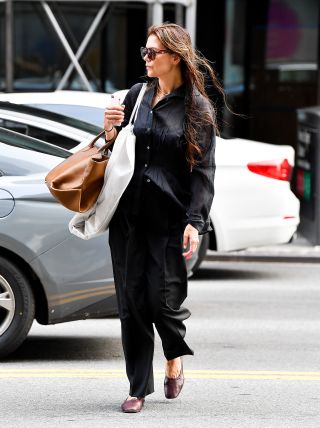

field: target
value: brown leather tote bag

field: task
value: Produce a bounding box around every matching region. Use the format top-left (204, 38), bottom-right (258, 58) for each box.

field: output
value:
top-left (45, 130), bottom-right (115, 213)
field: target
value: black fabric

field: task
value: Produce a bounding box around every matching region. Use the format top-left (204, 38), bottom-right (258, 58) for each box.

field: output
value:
top-left (113, 79), bottom-right (216, 234)
top-left (109, 181), bottom-right (194, 398)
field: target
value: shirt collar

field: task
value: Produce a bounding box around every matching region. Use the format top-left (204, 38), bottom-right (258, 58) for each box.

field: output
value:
top-left (147, 79), bottom-right (186, 100)
top-left (169, 83), bottom-right (186, 98)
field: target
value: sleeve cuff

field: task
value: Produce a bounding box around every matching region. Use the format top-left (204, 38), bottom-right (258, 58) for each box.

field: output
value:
top-left (187, 219), bottom-right (204, 232)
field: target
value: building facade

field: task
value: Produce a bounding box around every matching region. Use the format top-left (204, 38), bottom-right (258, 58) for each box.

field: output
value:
top-left (0, 0), bottom-right (319, 149)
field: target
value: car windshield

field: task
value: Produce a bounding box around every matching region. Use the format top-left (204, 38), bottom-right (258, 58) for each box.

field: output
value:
top-left (27, 104), bottom-right (104, 128)
top-left (0, 102), bottom-right (102, 134)
top-left (0, 127), bottom-right (70, 158)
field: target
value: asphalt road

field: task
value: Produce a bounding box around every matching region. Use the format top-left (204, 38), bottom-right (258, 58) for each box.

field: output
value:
top-left (2, 261), bottom-right (320, 428)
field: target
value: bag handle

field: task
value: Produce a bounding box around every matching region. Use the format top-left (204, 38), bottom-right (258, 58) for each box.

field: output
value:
top-left (88, 129), bottom-right (114, 153)
top-left (88, 83), bottom-right (147, 153)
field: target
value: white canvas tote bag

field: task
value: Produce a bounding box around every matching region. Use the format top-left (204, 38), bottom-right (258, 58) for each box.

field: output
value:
top-left (69, 83), bottom-right (147, 240)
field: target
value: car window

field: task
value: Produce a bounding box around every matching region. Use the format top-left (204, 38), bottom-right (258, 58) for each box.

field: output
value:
top-left (28, 104), bottom-right (104, 128)
top-left (0, 127), bottom-right (70, 158)
top-left (0, 119), bottom-right (78, 150)
top-left (0, 101), bottom-right (102, 135)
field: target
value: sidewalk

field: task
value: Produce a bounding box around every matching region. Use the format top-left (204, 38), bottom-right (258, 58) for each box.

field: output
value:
top-left (205, 234), bottom-right (320, 263)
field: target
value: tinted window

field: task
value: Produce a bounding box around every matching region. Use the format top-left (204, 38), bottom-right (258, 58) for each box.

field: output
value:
top-left (0, 127), bottom-right (70, 158)
top-left (0, 119), bottom-right (78, 150)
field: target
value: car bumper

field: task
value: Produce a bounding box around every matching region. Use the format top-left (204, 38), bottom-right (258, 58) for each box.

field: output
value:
top-left (215, 215), bottom-right (299, 252)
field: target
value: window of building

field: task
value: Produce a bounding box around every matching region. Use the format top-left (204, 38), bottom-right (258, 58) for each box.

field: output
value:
top-left (249, 0), bottom-right (319, 147)
top-left (0, 1), bottom-right (150, 92)
top-left (266, 0), bottom-right (318, 83)
top-left (220, 0), bottom-right (319, 146)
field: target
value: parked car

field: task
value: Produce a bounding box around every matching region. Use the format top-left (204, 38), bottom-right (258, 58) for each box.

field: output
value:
top-left (0, 93), bottom-right (300, 254)
top-left (0, 128), bottom-right (118, 359)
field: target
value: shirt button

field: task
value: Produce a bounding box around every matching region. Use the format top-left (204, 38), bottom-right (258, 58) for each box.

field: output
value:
top-left (145, 163), bottom-right (148, 167)
top-left (146, 146), bottom-right (150, 150)
top-left (150, 111), bottom-right (153, 114)
top-left (147, 179), bottom-right (150, 183)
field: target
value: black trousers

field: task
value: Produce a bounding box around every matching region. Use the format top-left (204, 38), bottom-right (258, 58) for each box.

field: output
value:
top-left (108, 181), bottom-right (194, 397)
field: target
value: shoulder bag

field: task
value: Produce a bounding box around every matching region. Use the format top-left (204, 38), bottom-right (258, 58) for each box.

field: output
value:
top-left (45, 129), bottom-right (113, 213)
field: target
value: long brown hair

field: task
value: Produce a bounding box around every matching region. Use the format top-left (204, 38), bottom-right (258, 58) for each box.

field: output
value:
top-left (147, 22), bottom-right (227, 168)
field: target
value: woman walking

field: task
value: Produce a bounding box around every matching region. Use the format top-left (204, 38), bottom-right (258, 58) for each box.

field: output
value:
top-left (104, 22), bottom-right (221, 413)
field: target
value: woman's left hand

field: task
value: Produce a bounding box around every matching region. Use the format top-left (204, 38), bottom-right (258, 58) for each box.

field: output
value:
top-left (183, 224), bottom-right (199, 260)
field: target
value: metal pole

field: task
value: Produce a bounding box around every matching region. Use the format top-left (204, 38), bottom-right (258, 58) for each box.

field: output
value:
top-left (317, 3), bottom-right (320, 105)
top-left (41, 1), bottom-right (93, 91)
top-left (152, 1), bottom-right (163, 25)
top-left (185, 0), bottom-right (197, 46)
top-left (147, 3), bottom-right (153, 28)
top-left (57, 1), bottom-right (109, 90)
top-left (5, 0), bottom-right (14, 92)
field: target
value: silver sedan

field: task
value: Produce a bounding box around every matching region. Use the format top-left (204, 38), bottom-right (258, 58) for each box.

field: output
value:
top-left (0, 128), bottom-right (117, 359)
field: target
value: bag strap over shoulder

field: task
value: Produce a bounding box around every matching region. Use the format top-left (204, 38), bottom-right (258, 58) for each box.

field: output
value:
top-left (128, 83), bottom-right (147, 125)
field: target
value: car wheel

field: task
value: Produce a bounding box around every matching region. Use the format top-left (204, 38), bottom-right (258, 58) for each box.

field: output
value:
top-left (0, 256), bottom-right (35, 359)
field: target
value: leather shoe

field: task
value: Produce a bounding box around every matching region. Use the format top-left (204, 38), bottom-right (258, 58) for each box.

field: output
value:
top-left (121, 397), bottom-right (145, 413)
top-left (164, 358), bottom-right (184, 399)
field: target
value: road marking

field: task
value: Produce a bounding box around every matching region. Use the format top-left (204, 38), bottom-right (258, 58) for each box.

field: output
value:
top-left (0, 369), bottom-right (320, 380)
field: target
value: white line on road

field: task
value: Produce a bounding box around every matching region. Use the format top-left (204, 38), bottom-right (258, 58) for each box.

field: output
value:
top-left (1, 369), bottom-right (320, 380)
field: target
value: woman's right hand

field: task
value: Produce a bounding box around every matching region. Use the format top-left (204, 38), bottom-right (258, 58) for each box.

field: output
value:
top-left (104, 98), bottom-right (125, 130)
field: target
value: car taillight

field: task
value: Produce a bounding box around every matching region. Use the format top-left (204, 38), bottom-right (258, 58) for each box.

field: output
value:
top-left (247, 159), bottom-right (293, 181)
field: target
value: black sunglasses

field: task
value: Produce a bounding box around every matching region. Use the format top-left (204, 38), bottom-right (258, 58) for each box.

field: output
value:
top-left (140, 47), bottom-right (170, 61)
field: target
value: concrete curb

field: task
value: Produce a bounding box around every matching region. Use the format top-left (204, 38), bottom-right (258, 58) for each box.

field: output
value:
top-left (205, 253), bottom-right (320, 263)
top-left (205, 234), bottom-right (320, 263)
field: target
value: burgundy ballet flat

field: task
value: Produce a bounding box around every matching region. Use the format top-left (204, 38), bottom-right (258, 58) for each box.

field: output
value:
top-left (121, 397), bottom-right (145, 413)
top-left (164, 358), bottom-right (184, 399)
